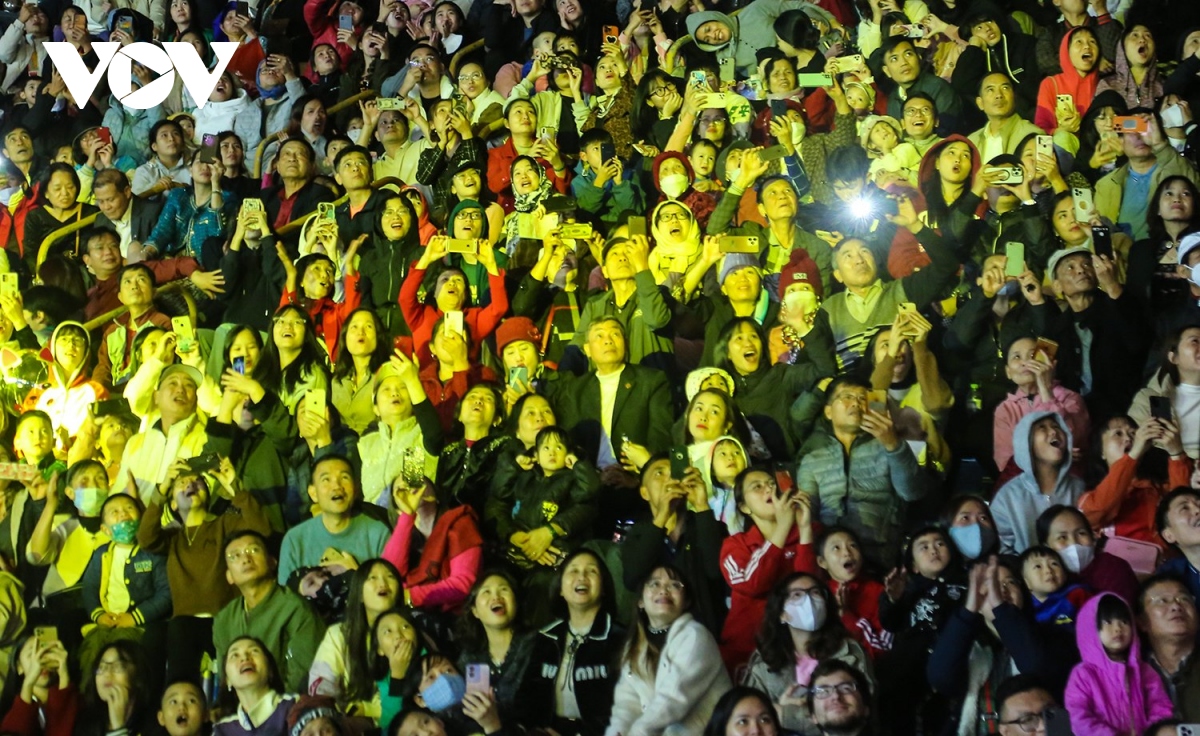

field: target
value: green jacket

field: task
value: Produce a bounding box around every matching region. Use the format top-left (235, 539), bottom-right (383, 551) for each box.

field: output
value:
top-left (569, 271), bottom-right (675, 373)
top-left (213, 584), bottom-right (326, 694)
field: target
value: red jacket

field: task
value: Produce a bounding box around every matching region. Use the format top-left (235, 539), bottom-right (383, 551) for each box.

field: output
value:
top-left (418, 359), bottom-right (499, 432)
top-left (279, 271), bottom-right (362, 361)
top-left (381, 505), bottom-right (483, 612)
top-left (0, 685), bottom-right (79, 736)
top-left (828, 577), bottom-right (892, 658)
top-left (398, 266), bottom-right (508, 364)
top-left (1079, 454), bottom-right (1191, 550)
top-left (85, 257), bottom-right (200, 321)
top-left (719, 525), bottom-right (817, 672)
top-left (303, 0), bottom-right (359, 66)
top-left (485, 138), bottom-right (570, 211)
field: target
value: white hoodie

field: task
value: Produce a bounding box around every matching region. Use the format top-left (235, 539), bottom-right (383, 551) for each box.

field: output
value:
top-left (190, 89), bottom-right (263, 154)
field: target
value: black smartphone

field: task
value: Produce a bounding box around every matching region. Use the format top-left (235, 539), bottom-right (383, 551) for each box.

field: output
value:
top-left (235, 1), bottom-right (248, 16)
top-left (669, 446), bottom-right (689, 480)
top-left (1091, 225), bottom-right (1113, 259)
top-left (599, 142), bottom-right (616, 163)
top-left (199, 133), bottom-right (218, 163)
top-left (1150, 395), bottom-right (1172, 422)
top-left (232, 356), bottom-right (245, 375)
top-left (371, 21), bottom-right (387, 35)
top-left (92, 397), bottom-right (130, 417)
top-left (186, 452), bottom-right (221, 473)
top-left (769, 99), bottom-right (788, 119)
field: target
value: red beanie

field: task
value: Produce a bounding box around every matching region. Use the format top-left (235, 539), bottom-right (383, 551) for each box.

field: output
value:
top-left (778, 248), bottom-right (823, 299)
top-left (495, 317), bottom-right (541, 355)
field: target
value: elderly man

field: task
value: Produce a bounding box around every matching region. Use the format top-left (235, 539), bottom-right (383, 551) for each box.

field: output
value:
top-left (263, 137), bottom-right (337, 252)
top-left (1137, 574), bottom-right (1200, 718)
top-left (93, 170), bottom-right (164, 260)
top-left (967, 73), bottom-right (1045, 160)
top-left (92, 264), bottom-right (173, 389)
top-left (117, 364), bottom-right (208, 504)
top-left (82, 228), bottom-right (223, 321)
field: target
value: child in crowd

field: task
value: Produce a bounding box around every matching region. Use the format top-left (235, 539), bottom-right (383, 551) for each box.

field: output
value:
top-left (1021, 545), bottom-right (1090, 627)
top-left (816, 526), bottom-right (891, 658)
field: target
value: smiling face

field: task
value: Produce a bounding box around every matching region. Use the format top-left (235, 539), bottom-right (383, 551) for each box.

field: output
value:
top-left (451, 167), bottom-right (482, 199)
top-left (471, 574), bottom-right (517, 629)
top-left (724, 322), bottom-right (763, 376)
top-left (224, 639), bottom-right (269, 691)
top-left (688, 391), bottom-right (731, 443)
top-left (560, 552), bottom-right (603, 610)
top-left (640, 567), bottom-right (686, 629)
top-left (818, 531), bottom-right (863, 583)
top-left (272, 308), bottom-right (308, 351)
top-left (308, 457), bottom-right (357, 516)
top-left (155, 372), bottom-right (198, 421)
top-left (1068, 30), bottom-right (1099, 73)
top-left (695, 20), bottom-right (731, 45)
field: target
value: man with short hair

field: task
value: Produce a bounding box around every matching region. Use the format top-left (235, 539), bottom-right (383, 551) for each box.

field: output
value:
top-left (1136, 574), bottom-right (1200, 718)
top-left (331, 145), bottom-right (384, 242)
top-left (383, 43), bottom-right (454, 109)
top-left (0, 3), bottom-right (51, 92)
top-left (132, 120), bottom-right (191, 199)
top-left (93, 169), bottom-right (164, 260)
top-left (798, 375), bottom-right (924, 566)
top-left (901, 93), bottom-right (944, 157)
top-left (276, 455), bottom-right (390, 585)
top-left (264, 137), bottom-right (336, 252)
top-left (807, 660), bottom-right (875, 736)
top-left (213, 531), bottom-right (326, 694)
top-left (92, 264), bottom-right (173, 389)
top-left (968, 73), bottom-right (1045, 160)
top-left (1095, 110), bottom-right (1200, 241)
top-left (993, 675), bottom-right (1060, 736)
top-left (117, 364), bottom-right (209, 503)
top-left (881, 37), bottom-right (963, 133)
top-left (952, 10), bottom-right (1040, 124)
top-left (1156, 488), bottom-right (1200, 600)
top-left (0, 126), bottom-right (46, 209)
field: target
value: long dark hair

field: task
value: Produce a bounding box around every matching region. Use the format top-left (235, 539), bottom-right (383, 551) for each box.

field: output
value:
top-left (215, 636), bottom-right (286, 717)
top-left (1147, 175), bottom-right (1199, 241)
top-left (222, 324), bottom-right (263, 372)
top-left (80, 640), bottom-right (153, 736)
top-left (682, 388), bottom-right (752, 449)
top-left (332, 308), bottom-right (392, 381)
top-left (252, 304), bottom-right (329, 399)
top-left (632, 70), bottom-right (678, 140)
top-left (38, 162), bottom-right (81, 207)
top-left (455, 569), bottom-right (523, 656)
top-left (1084, 415), bottom-right (1168, 487)
top-left (551, 548), bottom-right (618, 622)
top-left (162, 0), bottom-right (201, 39)
top-left (703, 687), bottom-right (781, 736)
top-left (755, 572), bottom-right (853, 672)
top-left (774, 9), bottom-right (820, 51)
top-left (344, 559), bottom-right (404, 702)
top-left (366, 607), bottom-right (425, 692)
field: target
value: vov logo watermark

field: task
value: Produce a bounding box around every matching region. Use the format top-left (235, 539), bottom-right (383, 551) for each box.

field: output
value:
top-left (42, 42), bottom-right (238, 110)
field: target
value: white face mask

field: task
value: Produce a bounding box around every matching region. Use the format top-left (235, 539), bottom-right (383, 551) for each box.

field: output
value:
top-left (725, 166), bottom-right (741, 184)
top-left (347, 127), bottom-right (362, 144)
top-left (784, 289), bottom-right (819, 316)
top-left (791, 121), bottom-right (806, 144)
top-left (1058, 543), bottom-right (1095, 574)
top-left (783, 593), bottom-right (827, 631)
top-left (660, 173), bottom-right (688, 198)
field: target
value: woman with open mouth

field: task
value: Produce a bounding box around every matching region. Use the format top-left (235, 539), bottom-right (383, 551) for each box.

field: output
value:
top-left (455, 571), bottom-right (538, 729)
top-left (214, 636), bottom-right (294, 735)
top-left (77, 640), bottom-right (156, 736)
top-left (525, 549), bottom-right (624, 736)
top-left (1097, 24), bottom-right (1163, 109)
top-left (607, 565), bottom-right (731, 736)
top-left (1035, 26), bottom-right (1101, 134)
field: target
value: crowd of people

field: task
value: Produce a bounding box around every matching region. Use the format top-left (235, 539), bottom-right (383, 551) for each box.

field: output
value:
top-left (0, 0), bottom-right (1197, 732)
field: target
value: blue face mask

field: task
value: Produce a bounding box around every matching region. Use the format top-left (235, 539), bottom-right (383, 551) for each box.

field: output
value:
top-left (420, 673), bottom-right (466, 712)
top-left (948, 523), bottom-right (997, 560)
top-left (72, 487), bottom-right (107, 517)
top-left (109, 518), bottom-right (139, 545)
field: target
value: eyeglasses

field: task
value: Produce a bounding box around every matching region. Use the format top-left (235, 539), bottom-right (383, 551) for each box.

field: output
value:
top-left (1000, 710), bottom-right (1050, 733)
top-left (1146, 594), bottom-right (1196, 608)
top-left (456, 211), bottom-right (483, 221)
top-left (649, 86), bottom-right (672, 98)
top-left (657, 211), bottom-right (689, 223)
top-left (646, 579), bottom-right (685, 592)
top-left (96, 660), bottom-right (129, 674)
top-left (57, 335), bottom-right (87, 347)
top-left (786, 586), bottom-right (824, 601)
top-left (811, 682), bottom-right (857, 700)
top-left (903, 107), bottom-right (933, 118)
top-left (458, 72), bottom-right (483, 82)
top-left (226, 545), bottom-right (263, 562)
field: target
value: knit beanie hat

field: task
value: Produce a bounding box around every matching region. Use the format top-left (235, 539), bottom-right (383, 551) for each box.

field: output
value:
top-left (778, 248), bottom-right (823, 298)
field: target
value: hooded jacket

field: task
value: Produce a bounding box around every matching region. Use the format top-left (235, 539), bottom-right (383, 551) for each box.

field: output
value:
top-left (1095, 32), bottom-right (1164, 108)
top-left (29, 322), bottom-right (107, 440)
top-left (990, 411), bottom-right (1087, 554)
top-left (190, 88), bottom-right (262, 154)
top-left (651, 152), bottom-right (716, 230)
top-left (1063, 594), bottom-right (1174, 735)
top-left (1035, 28), bottom-right (1100, 133)
top-left (647, 199), bottom-right (702, 285)
top-left (684, 0), bottom-right (806, 77)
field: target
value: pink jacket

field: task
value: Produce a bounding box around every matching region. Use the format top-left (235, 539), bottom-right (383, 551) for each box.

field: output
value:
top-left (993, 383), bottom-right (1090, 472)
top-left (1064, 594), bottom-right (1173, 735)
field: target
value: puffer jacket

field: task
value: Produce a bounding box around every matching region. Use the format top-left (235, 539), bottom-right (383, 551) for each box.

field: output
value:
top-left (796, 425), bottom-right (925, 566)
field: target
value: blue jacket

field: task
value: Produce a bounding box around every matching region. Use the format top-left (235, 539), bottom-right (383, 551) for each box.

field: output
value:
top-left (145, 186), bottom-right (238, 270)
top-left (81, 542), bottom-right (172, 626)
top-left (1156, 556), bottom-right (1200, 601)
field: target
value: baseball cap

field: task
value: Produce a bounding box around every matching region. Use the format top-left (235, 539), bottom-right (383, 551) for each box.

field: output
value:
top-left (157, 363), bottom-right (203, 390)
top-left (1046, 246), bottom-right (1093, 279)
